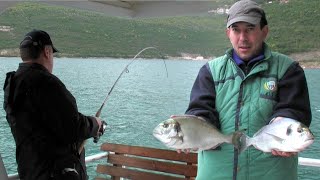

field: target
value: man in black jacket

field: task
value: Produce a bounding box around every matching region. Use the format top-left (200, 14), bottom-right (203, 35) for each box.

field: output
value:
top-left (3, 29), bottom-right (103, 180)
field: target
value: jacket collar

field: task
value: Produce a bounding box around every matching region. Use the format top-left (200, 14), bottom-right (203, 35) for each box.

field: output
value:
top-left (226, 43), bottom-right (272, 66)
top-left (18, 62), bottom-right (49, 73)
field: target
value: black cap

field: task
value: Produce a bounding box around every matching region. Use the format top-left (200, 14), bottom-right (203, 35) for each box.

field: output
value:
top-left (20, 29), bottom-right (58, 53)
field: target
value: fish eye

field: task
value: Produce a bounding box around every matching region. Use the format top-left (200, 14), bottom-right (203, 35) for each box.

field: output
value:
top-left (297, 127), bottom-right (302, 133)
top-left (163, 123), bottom-right (169, 128)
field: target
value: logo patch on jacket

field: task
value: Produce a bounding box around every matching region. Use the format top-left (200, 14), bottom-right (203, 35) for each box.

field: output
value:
top-left (264, 80), bottom-right (277, 91)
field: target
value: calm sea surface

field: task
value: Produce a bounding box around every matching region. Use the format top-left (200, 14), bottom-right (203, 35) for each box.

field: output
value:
top-left (0, 57), bottom-right (319, 179)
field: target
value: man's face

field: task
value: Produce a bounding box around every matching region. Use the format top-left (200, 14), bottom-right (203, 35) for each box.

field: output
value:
top-left (226, 22), bottom-right (268, 61)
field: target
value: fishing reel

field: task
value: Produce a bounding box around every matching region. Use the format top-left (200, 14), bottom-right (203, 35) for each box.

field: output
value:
top-left (93, 121), bottom-right (107, 143)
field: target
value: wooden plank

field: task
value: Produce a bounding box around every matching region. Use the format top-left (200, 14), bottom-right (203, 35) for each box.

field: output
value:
top-left (96, 164), bottom-right (190, 180)
top-left (107, 154), bottom-right (197, 177)
top-left (100, 143), bottom-right (197, 164)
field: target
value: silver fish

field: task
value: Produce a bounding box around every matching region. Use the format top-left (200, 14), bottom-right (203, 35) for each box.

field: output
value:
top-left (153, 115), bottom-right (244, 151)
top-left (240, 117), bottom-right (314, 153)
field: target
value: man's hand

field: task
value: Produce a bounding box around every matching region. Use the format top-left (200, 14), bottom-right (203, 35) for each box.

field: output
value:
top-left (177, 149), bottom-right (191, 154)
top-left (177, 148), bottom-right (198, 154)
top-left (95, 117), bottom-right (103, 136)
top-left (93, 117), bottom-right (107, 143)
top-left (271, 150), bottom-right (297, 157)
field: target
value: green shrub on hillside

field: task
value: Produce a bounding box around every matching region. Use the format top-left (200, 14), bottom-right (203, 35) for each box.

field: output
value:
top-left (265, 0), bottom-right (320, 54)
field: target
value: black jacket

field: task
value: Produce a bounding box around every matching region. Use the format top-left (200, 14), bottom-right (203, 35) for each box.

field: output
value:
top-left (3, 63), bottom-right (100, 180)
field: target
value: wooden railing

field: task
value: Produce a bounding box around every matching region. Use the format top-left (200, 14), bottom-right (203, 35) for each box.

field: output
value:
top-left (95, 143), bottom-right (197, 180)
top-left (5, 143), bottom-right (320, 180)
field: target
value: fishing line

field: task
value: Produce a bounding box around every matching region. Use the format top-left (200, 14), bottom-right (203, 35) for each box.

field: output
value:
top-left (102, 52), bottom-right (181, 142)
top-left (95, 46), bottom-right (168, 118)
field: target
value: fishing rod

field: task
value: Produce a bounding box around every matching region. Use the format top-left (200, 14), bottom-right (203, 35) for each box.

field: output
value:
top-left (79, 46), bottom-right (167, 153)
top-left (93, 46), bottom-right (168, 142)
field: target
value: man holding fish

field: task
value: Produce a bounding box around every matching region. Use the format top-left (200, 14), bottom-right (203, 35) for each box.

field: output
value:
top-left (153, 0), bottom-right (313, 180)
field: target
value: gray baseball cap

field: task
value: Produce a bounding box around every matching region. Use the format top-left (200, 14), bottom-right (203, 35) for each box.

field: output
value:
top-left (227, 0), bottom-right (266, 28)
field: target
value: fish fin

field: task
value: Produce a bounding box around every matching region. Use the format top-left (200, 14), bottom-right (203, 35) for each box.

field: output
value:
top-left (265, 132), bottom-right (285, 141)
top-left (171, 114), bottom-right (198, 119)
top-left (171, 136), bottom-right (183, 142)
top-left (171, 114), bottom-right (208, 121)
top-left (253, 126), bottom-right (268, 137)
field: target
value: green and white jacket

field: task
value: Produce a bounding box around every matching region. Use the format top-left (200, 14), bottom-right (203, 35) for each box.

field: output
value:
top-left (186, 44), bottom-right (311, 180)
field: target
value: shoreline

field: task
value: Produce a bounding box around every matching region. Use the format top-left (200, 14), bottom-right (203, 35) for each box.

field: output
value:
top-left (1, 53), bottom-right (319, 69)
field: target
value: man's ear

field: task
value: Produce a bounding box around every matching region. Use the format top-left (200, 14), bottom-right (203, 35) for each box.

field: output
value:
top-left (43, 46), bottom-right (51, 58)
top-left (262, 25), bottom-right (269, 40)
top-left (226, 28), bottom-right (230, 39)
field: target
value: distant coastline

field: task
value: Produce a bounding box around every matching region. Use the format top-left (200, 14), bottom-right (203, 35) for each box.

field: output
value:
top-left (1, 48), bottom-right (319, 69)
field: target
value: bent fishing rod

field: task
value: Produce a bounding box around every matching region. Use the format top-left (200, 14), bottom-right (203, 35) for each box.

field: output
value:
top-left (79, 47), bottom-right (167, 153)
top-left (93, 46), bottom-right (168, 143)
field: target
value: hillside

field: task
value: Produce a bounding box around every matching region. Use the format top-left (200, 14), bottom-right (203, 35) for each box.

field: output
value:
top-left (0, 0), bottom-right (319, 66)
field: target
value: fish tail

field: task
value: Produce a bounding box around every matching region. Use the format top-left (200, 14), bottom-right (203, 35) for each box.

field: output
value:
top-left (232, 131), bottom-right (250, 153)
top-left (239, 134), bottom-right (251, 154)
